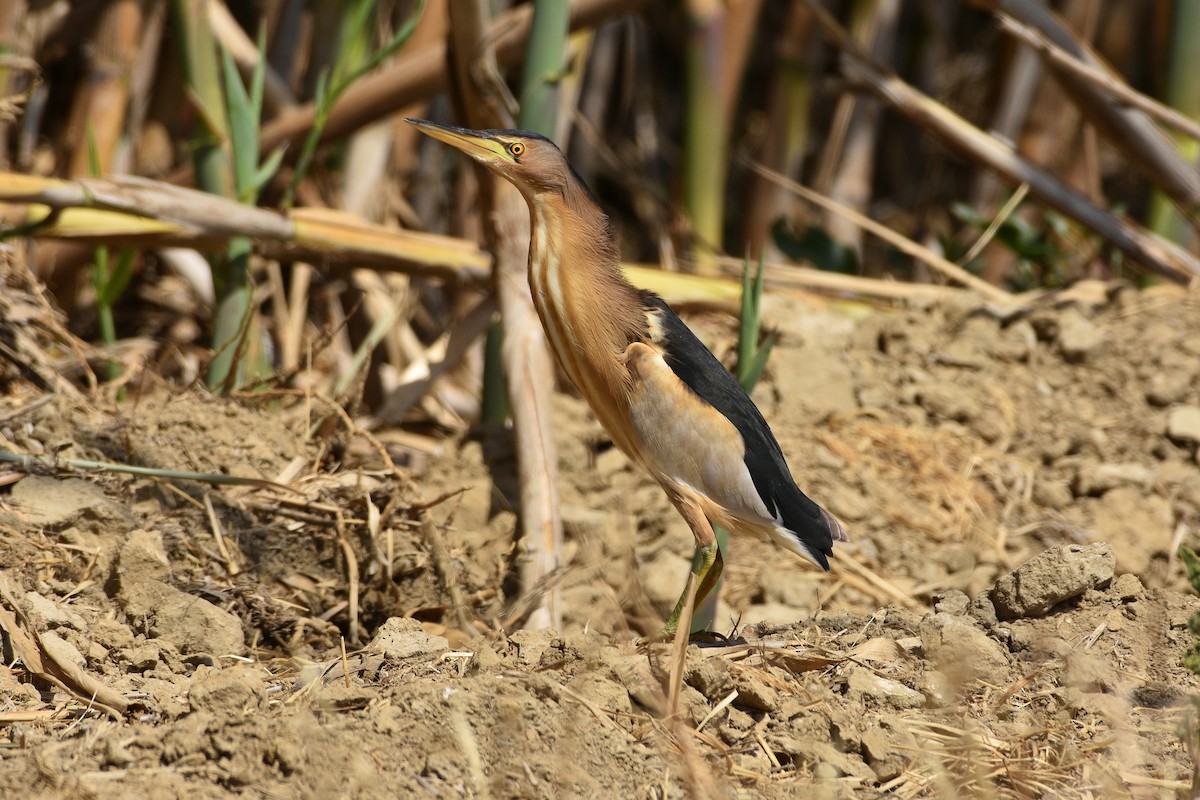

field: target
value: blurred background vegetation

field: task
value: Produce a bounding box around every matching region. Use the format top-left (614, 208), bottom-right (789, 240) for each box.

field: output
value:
top-left (2, 0), bottom-right (1199, 391)
top-left (1, 0), bottom-right (1198, 625)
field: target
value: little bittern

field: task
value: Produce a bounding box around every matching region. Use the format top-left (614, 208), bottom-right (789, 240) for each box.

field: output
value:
top-left (409, 118), bottom-right (847, 636)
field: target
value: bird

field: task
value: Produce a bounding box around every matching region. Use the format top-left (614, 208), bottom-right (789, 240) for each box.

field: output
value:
top-left (407, 118), bottom-right (847, 637)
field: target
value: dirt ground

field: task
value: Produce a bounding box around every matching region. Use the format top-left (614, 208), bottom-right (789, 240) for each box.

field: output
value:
top-left (2, 281), bottom-right (1200, 798)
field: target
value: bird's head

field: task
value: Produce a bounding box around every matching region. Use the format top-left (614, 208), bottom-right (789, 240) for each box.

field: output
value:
top-left (406, 118), bottom-right (571, 199)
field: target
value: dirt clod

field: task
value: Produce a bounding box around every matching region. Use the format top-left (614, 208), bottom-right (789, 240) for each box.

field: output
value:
top-left (919, 612), bottom-right (1009, 685)
top-left (188, 665), bottom-right (267, 715)
top-left (119, 578), bottom-right (245, 657)
top-left (845, 665), bottom-right (924, 709)
top-left (1168, 405), bottom-right (1200, 445)
top-left (5, 291), bottom-right (1200, 798)
top-left (991, 542), bottom-right (1116, 620)
top-left (367, 617), bottom-right (450, 660)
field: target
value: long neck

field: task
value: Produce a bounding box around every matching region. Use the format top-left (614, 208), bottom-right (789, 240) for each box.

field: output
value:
top-left (525, 183), bottom-right (646, 444)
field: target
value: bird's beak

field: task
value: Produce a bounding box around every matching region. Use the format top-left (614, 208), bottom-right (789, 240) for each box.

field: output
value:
top-left (405, 118), bottom-right (515, 165)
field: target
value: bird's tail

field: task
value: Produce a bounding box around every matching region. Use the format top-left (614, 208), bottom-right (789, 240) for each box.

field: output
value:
top-left (821, 506), bottom-right (849, 543)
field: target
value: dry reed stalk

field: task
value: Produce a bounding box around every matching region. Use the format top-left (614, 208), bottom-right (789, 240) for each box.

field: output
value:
top-left (207, 0), bottom-right (296, 114)
top-left (64, 0), bottom-right (143, 177)
top-left (712, 254), bottom-right (969, 303)
top-left (740, 162), bottom-right (1015, 305)
top-left (0, 173), bottom-right (492, 281)
top-left (444, 0), bottom-right (564, 631)
top-left (825, 0), bottom-right (901, 255)
top-left (742, 2), bottom-right (815, 257)
top-left (159, 0), bottom-right (651, 188)
top-left (993, 16), bottom-right (1200, 145)
top-left (368, 294), bottom-right (496, 428)
top-left (985, 0), bottom-right (1200, 222)
top-left (804, 0), bottom-right (1200, 286)
top-left (970, 30), bottom-right (1042, 216)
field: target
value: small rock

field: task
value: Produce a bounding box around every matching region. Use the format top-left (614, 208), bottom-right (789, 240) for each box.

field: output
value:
top-left (769, 736), bottom-right (875, 781)
top-left (565, 673), bottom-right (631, 716)
top-left (1110, 573), bottom-right (1143, 601)
top-left (861, 726), bottom-right (914, 783)
top-left (679, 684), bottom-right (710, 727)
top-left (919, 613), bottom-right (1009, 685)
top-left (969, 595), bottom-right (998, 627)
top-left (119, 579), bottom-right (245, 656)
top-left (1146, 372), bottom-right (1193, 406)
top-left (21, 592), bottom-right (86, 631)
top-left (717, 706), bottom-right (756, 745)
top-left (845, 666), bottom-right (924, 709)
top-left (1032, 480), bottom-right (1072, 510)
top-left (990, 543), bottom-right (1115, 620)
top-left (505, 629), bottom-right (559, 669)
top-left (1056, 309), bottom-right (1103, 362)
top-left (1002, 621), bottom-right (1038, 652)
top-left (914, 384), bottom-right (973, 422)
top-left (87, 642), bottom-right (110, 664)
top-left (683, 654), bottom-right (731, 700)
top-left (732, 670), bottom-right (778, 713)
top-left (118, 529), bottom-right (172, 584)
top-left (1167, 406), bottom-right (1200, 444)
top-left (932, 590), bottom-right (970, 616)
top-left (90, 619), bottom-right (135, 650)
top-left (367, 617), bottom-right (449, 661)
top-left (123, 643), bottom-right (161, 672)
top-left (1072, 463), bottom-right (1153, 496)
top-left (9, 475), bottom-right (117, 528)
top-left (188, 665), bottom-right (267, 715)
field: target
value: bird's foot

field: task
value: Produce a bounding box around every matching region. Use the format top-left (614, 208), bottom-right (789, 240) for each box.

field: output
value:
top-left (635, 625), bottom-right (729, 648)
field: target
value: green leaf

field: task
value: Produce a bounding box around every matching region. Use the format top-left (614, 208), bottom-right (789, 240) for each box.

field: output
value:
top-left (86, 124), bottom-right (102, 178)
top-left (219, 44), bottom-right (258, 203)
top-left (737, 255), bottom-right (757, 375)
top-left (249, 27), bottom-right (267, 121)
top-left (771, 219), bottom-right (858, 274)
top-left (253, 146), bottom-right (286, 196)
top-left (1180, 545), bottom-right (1200, 594)
top-left (350, 0), bottom-right (426, 85)
top-left (95, 248), bottom-right (136, 307)
top-left (739, 331), bottom-right (777, 393)
top-left (1185, 647), bottom-right (1200, 676)
top-left (92, 245), bottom-right (109, 293)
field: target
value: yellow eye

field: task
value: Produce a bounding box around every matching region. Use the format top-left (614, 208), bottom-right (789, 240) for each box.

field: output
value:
top-left (509, 142), bottom-right (525, 157)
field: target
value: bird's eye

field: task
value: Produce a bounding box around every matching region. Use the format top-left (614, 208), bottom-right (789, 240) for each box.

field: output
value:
top-left (508, 142), bottom-right (525, 157)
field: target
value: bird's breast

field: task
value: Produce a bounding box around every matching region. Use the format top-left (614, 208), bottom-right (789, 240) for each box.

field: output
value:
top-left (526, 204), bottom-right (646, 461)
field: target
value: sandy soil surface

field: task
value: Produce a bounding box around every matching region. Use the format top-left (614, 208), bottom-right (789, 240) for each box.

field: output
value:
top-left (2, 282), bottom-right (1199, 798)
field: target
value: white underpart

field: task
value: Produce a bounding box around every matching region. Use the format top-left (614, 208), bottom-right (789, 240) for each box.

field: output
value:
top-left (626, 343), bottom-right (828, 568)
top-left (626, 346), bottom-right (771, 519)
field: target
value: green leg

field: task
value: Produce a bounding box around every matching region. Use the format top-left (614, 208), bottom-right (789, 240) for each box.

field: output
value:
top-left (661, 540), bottom-right (725, 638)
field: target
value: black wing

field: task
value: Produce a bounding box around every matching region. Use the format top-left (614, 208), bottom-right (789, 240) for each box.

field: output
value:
top-left (641, 292), bottom-right (837, 569)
